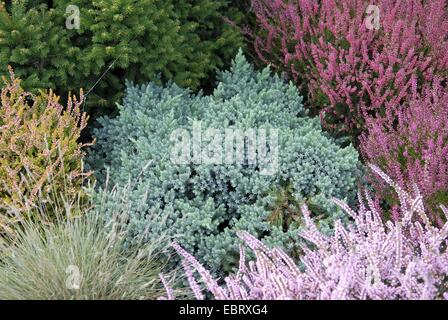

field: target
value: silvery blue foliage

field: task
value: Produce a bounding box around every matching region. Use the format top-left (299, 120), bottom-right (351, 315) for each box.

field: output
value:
top-left (89, 50), bottom-right (360, 273)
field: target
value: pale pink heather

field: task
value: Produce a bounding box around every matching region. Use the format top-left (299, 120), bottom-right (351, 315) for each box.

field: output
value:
top-left (160, 165), bottom-right (448, 300)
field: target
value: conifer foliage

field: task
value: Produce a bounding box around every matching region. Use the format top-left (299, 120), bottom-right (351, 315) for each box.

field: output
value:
top-left (90, 51), bottom-right (360, 274)
top-left (0, 0), bottom-right (243, 113)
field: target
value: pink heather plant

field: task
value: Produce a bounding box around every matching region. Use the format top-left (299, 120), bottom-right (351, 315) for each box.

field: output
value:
top-left (160, 165), bottom-right (448, 300)
top-left (360, 79), bottom-right (448, 226)
top-left (250, 0), bottom-right (448, 137)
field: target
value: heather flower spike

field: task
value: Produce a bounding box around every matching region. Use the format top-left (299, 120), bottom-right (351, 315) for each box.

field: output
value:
top-left (163, 166), bottom-right (448, 300)
top-left (250, 0), bottom-right (448, 137)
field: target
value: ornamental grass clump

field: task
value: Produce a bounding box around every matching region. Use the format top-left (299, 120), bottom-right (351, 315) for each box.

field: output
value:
top-left (0, 67), bottom-right (92, 240)
top-left (162, 165), bottom-right (448, 300)
top-left (250, 0), bottom-right (448, 138)
top-left (0, 192), bottom-right (182, 300)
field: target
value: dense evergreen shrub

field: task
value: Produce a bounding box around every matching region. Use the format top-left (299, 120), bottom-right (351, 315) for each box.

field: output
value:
top-left (89, 51), bottom-right (360, 274)
top-left (0, 67), bottom-right (91, 239)
top-left (0, 0), bottom-right (243, 114)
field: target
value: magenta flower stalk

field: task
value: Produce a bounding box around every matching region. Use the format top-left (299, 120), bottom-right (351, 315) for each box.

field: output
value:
top-left (250, 0), bottom-right (448, 136)
top-left (360, 79), bottom-right (448, 225)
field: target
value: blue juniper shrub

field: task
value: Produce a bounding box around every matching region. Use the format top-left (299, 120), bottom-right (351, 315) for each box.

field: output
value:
top-left (89, 51), bottom-right (361, 274)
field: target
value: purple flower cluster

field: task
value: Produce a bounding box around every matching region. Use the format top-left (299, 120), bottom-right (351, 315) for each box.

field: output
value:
top-left (360, 79), bottom-right (448, 226)
top-left (250, 0), bottom-right (448, 136)
top-left (160, 165), bottom-right (448, 300)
